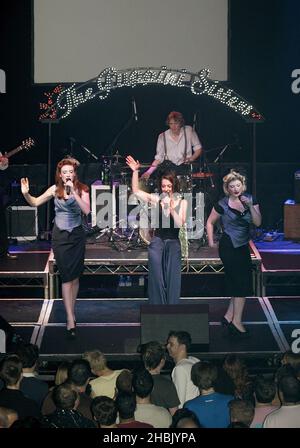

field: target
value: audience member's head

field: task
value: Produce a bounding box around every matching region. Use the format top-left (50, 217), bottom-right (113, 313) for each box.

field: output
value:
top-left (15, 343), bottom-right (39, 370)
top-left (115, 391), bottom-right (137, 421)
top-left (278, 375), bottom-right (300, 404)
top-left (83, 350), bottom-right (107, 375)
top-left (67, 359), bottom-right (92, 388)
top-left (52, 382), bottom-right (79, 410)
top-left (227, 421), bottom-right (250, 428)
top-left (191, 361), bottom-right (218, 392)
top-left (132, 368), bottom-right (154, 398)
top-left (0, 355), bottom-right (22, 387)
top-left (139, 341), bottom-right (166, 371)
top-left (91, 396), bottom-right (117, 427)
top-left (55, 361), bottom-right (71, 386)
top-left (115, 369), bottom-right (133, 395)
top-left (170, 408), bottom-right (201, 428)
top-left (281, 351), bottom-right (300, 371)
top-left (223, 354), bottom-right (252, 399)
top-left (254, 375), bottom-right (276, 404)
top-left (275, 364), bottom-right (297, 384)
top-left (167, 331), bottom-right (192, 361)
top-left (228, 399), bottom-right (255, 428)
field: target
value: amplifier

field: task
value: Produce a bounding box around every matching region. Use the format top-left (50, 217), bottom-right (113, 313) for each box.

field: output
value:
top-left (5, 206), bottom-right (38, 241)
top-left (284, 201), bottom-right (300, 239)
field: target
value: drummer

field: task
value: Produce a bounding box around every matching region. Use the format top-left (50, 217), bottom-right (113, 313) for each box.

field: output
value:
top-left (142, 111), bottom-right (203, 180)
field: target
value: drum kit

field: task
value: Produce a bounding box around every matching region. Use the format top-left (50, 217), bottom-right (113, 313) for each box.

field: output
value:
top-left (95, 154), bottom-right (215, 250)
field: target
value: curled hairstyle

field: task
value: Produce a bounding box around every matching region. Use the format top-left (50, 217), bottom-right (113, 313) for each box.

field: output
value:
top-left (55, 157), bottom-right (89, 199)
top-left (223, 170), bottom-right (246, 196)
top-left (166, 111), bottom-right (185, 127)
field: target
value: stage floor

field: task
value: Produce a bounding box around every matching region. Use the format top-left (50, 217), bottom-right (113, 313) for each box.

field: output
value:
top-left (0, 235), bottom-right (299, 361)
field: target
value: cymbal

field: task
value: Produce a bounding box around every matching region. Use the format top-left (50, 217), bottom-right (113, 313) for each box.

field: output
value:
top-left (191, 172), bottom-right (214, 179)
top-left (117, 163), bottom-right (153, 169)
top-left (100, 154), bottom-right (125, 159)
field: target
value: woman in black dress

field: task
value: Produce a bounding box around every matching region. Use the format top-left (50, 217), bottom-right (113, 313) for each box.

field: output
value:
top-left (206, 170), bottom-right (261, 336)
top-left (21, 158), bottom-right (90, 337)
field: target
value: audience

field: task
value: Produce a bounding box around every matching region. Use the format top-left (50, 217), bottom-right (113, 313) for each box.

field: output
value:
top-left (166, 331), bottom-right (200, 407)
top-left (139, 340), bottom-right (180, 414)
top-left (251, 375), bottom-right (278, 428)
top-left (115, 391), bottom-right (153, 428)
top-left (42, 382), bottom-right (96, 428)
top-left (263, 374), bottom-right (300, 428)
top-left (15, 343), bottom-right (49, 409)
top-left (0, 355), bottom-right (41, 420)
top-left (91, 396), bottom-right (118, 428)
top-left (228, 399), bottom-right (255, 428)
top-left (132, 368), bottom-right (172, 428)
top-left (184, 360), bottom-right (234, 428)
top-left (170, 408), bottom-right (201, 428)
top-left (83, 350), bottom-right (123, 398)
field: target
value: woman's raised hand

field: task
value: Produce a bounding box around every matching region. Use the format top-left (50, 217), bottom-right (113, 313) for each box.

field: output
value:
top-left (21, 177), bottom-right (30, 194)
top-left (126, 155), bottom-right (140, 172)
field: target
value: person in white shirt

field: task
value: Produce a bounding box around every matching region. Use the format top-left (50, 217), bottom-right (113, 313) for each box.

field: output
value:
top-left (142, 111), bottom-right (202, 180)
top-left (166, 330), bottom-right (200, 407)
top-left (263, 375), bottom-right (300, 428)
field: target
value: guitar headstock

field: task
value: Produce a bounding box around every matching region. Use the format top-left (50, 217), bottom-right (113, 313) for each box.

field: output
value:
top-left (21, 137), bottom-right (35, 150)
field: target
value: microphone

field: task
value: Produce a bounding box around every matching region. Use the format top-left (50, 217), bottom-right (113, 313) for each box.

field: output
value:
top-left (65, 178), bottom-right (71, 195)
top-left (132, 97), bottom-right (138, 122)
top-left (69, 137), bottom-right (76, 143)
top-left (239, 195), bottom-right (248, 209)
top-left (161, 192), bottom-right (169, 209)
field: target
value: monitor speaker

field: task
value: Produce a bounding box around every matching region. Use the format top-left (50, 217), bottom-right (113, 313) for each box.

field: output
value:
top-left (140, 304), bottom-right (209, 351)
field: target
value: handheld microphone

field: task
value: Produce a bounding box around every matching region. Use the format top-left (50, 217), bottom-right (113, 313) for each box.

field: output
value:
top-left (132, 97), bottom-right (138, 122)
top-left (239, 195), bottom-right (248, 208)
top-left (161, 192), bottom-right (169, 209)
top-left (65, 178), bottom-right (71, 195)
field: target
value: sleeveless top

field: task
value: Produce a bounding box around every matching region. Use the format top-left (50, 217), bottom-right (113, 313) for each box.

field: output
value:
top-left (155, 199), bottom-right (181, 240)
top-left (215, 194), bottom-right (257, 248)
top-left (54, 196), bottom-right (82, 232)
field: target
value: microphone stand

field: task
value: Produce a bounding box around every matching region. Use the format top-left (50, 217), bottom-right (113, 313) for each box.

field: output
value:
top-left (80, 144), bottom-right (98, 161)
top-left (213, 144), bottom-right (230, 163)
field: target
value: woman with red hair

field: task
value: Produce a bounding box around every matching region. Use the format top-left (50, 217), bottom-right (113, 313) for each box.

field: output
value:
top-left (21, 158), bottom-right (90, 337)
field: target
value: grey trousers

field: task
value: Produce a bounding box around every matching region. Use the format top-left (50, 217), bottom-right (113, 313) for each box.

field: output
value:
top-left (148, 236), bottom-right (181, 305)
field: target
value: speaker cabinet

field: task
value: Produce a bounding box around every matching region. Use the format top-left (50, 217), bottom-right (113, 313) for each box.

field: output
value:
top-left (91, 181), bottom-right (116, 228)
top-left (284, 202), bottom-right (300, 239)
top-left (6, 206), bottom-right (38, 240)
top-left (140, 304), bottom-right (209, 350)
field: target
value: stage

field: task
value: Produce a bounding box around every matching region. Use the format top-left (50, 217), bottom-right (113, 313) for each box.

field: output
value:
top-left (0, 235), bottom-right (299, 370)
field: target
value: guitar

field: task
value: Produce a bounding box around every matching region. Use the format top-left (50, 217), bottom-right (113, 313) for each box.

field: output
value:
top-left (3, 137), bottom-right (35, 159)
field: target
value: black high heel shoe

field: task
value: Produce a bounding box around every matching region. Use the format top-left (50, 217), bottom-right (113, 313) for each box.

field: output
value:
top-left (66, 327), bottom-right (76, 339)
top-left (228, 322), bottom-right (250, 338)
top-left (221, 316), bottom-right (231, 327)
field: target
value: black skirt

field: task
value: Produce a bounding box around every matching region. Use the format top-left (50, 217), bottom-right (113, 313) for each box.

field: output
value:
top-left (219, 233), bottom-right (253, 297)
top-left (52, 224), bottom-right (86, 283)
